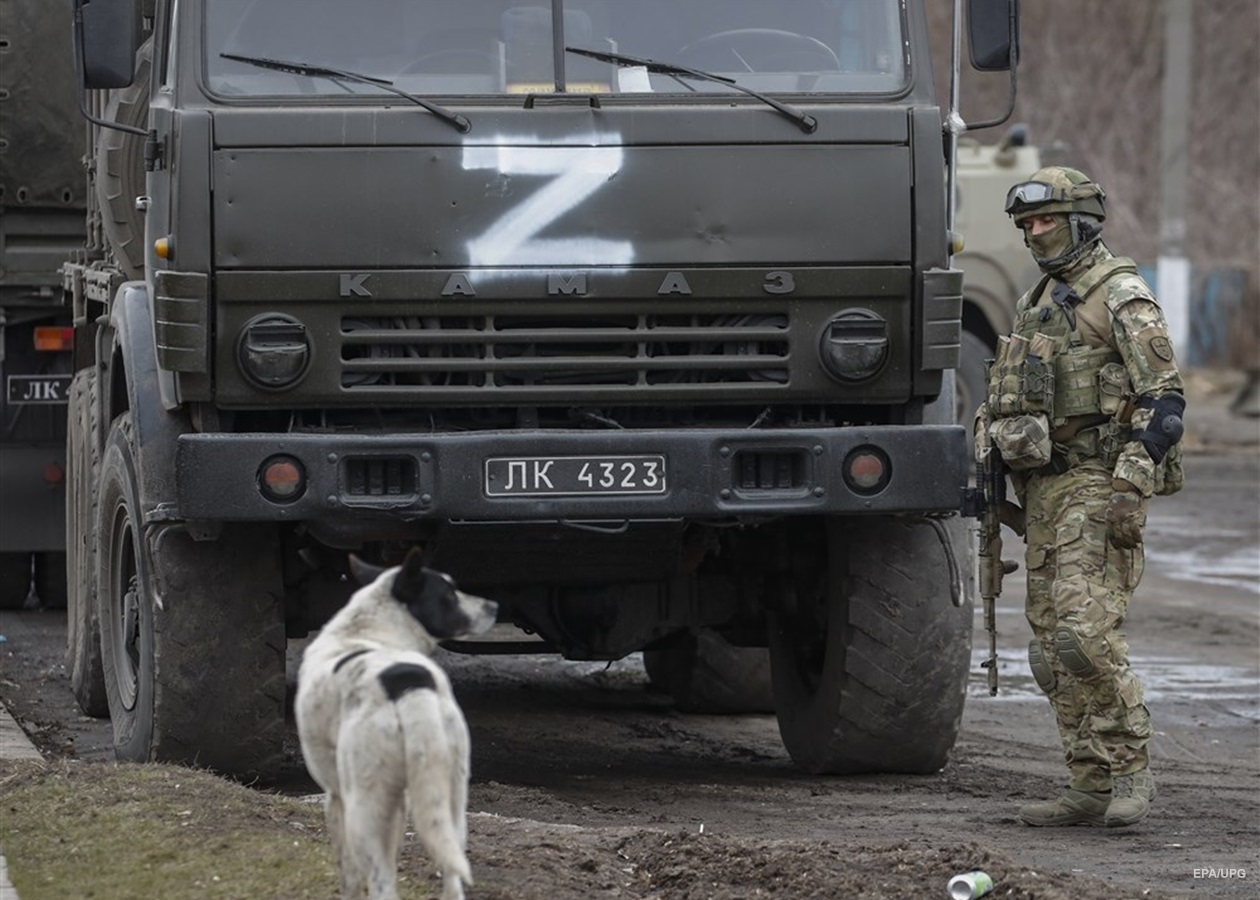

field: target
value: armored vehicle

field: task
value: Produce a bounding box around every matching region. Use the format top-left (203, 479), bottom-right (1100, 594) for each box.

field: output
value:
top-left (954, 125), bottom-right (1043, 422)
top-left (62, 0), bottom-right (1018, 776)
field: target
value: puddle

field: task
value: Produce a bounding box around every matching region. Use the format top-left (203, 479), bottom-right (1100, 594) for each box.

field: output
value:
top-left (1146, 545), bottom-right (1260, 594)
top-left (1144, 520), bottom-right (1260, 595)
top-left (967, 647), bottom-right (1260, 722)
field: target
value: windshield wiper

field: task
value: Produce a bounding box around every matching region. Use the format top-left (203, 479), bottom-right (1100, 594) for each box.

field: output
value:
top-left (565, 46), bottom-right (817, 134)
top-left (220, 53), bottom-right (471, 133)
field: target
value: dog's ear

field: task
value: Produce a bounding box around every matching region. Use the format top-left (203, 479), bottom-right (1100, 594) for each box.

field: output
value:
top-left (389, 547), bottom-right (429, 603)
top-left (348, 554), bottom-right (387, 587)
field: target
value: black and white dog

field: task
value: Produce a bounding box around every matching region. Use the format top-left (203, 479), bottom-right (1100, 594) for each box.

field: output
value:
top-left (296, 549), bottom-right (498, 900)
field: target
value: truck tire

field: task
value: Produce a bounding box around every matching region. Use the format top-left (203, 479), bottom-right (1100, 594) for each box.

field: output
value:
top-left (768, 516), bottom-right (973, 774)
top-left (645, 631), bottom-right (774, 713)
top-left (97, 414), bottom-right (286, 777)
top-left (96, 40), bottom-right (151, 280)
top-left (956, 329), bottom-right (991, 429)
top-left (66, 370), bottom-right (108, 716)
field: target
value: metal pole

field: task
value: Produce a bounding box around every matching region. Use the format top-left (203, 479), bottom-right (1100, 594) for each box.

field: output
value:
top-left (552, 0), bottom-right (567, 92)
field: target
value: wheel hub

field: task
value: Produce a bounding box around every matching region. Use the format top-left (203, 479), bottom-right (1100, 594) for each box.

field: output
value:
top-left (111, 515), bottom-right (140, 712)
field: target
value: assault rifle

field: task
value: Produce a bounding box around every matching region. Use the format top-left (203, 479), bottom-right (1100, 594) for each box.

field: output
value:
top-left (961, 436), bottom-right (1021, 696)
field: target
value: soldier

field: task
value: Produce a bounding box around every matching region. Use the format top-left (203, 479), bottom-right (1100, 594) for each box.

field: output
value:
top-left (979, 166), bottom-right (1185, 827)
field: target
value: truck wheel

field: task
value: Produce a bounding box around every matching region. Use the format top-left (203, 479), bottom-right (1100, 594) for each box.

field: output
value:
top-left (646, 631), bottom-right (774, 713)
top-left (956, 330), bottom-right (991, 429)
top-left (66, 370), bottom-right (108, 716)
top-left (0, 553), bottom-right (32, 609)
top-left (768, 516), bottom-right (973, 774)
top-left (97, 414), bottom-right (286, 777)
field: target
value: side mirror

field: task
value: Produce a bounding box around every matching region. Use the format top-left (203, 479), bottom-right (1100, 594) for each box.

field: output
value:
top-left (75, 0), bottom-right (140, 89)
top-left (967, 0), bottom-right (1020, 72)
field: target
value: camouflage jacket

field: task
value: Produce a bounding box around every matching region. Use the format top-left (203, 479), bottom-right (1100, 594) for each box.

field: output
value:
top-left (1011, 243), bottom-right (1185, 495)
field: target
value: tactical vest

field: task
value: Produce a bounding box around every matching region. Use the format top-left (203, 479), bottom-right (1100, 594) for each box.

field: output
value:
top-left (988, 257), bottom-right (1137, 428)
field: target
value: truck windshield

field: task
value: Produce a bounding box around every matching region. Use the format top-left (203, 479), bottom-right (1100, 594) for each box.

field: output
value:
top-left (204, 0), bottom-right (906, 98)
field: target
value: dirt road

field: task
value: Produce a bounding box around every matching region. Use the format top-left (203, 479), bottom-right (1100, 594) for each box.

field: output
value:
top-left (2, 443), bottom-right (1256, 899)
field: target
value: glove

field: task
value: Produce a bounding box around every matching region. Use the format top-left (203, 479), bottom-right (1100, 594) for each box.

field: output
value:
top-left (1105, 482), bottom-right (1146, 549)
top-left (998, 500), bottom-right (1027, 537)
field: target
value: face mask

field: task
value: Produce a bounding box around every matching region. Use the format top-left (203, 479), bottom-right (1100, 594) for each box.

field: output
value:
top-left (1025, 220), bottom-right (1074, 272)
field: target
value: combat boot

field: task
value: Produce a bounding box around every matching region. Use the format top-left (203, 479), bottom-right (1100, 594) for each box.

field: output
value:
top-left (1106, 769), bottom-right (1156, 827)
top-left (1018, 789), bottom-right (1109, 827)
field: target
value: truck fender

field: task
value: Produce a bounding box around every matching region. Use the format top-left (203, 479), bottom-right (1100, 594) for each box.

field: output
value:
top-left (102, 280), bottom-right (191, 520)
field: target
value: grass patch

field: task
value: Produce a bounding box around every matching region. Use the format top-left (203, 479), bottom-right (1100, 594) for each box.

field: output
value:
top-left (0, 759), bottom-right (437, 900)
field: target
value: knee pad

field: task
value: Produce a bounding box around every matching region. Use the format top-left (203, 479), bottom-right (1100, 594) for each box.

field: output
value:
top-left (1027, 640), bottom-right (1056, 694)
top-left (1053, 626), bottom-right (1099, 678)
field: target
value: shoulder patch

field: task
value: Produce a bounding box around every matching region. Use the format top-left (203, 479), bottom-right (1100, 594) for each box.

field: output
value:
top-left (1149, 334), bottom-right (1175, 362)
top-left (378, 662), bottom-right (436, 701)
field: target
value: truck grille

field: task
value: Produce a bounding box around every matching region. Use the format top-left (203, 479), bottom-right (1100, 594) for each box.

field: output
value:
top-left (340, 311), bottom-right (789, 392)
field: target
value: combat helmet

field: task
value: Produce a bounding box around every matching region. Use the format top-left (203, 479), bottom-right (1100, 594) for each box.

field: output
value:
top-left (1004, 166), bottom-right (1107, 224)
top-left (1005, 166), bottom-right (1107, 274)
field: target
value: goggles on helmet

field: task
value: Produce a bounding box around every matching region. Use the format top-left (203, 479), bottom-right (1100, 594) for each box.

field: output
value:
top-left (1004, 180), bottom-right (1104, 216)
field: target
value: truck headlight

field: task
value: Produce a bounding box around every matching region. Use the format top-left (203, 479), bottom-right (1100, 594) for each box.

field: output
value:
top-left (237, 314), bottom-right (311, 390)
top-left (818, 309), bottom-right (889, 383)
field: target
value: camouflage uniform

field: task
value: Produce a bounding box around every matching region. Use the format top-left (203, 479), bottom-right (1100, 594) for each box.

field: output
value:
top-left (983, 167), bottom-right (1185, 826)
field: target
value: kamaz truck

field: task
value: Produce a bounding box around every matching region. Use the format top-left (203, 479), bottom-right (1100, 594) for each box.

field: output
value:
top-left (64, 0), bottom-right (1019, 777)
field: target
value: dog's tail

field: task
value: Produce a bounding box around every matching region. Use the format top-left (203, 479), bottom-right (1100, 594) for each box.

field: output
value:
top-left (398, 693), bottom-right (474, 890)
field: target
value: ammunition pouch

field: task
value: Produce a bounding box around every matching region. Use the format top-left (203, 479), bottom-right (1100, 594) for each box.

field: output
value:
top-left (989, 414), bottom-right (1053, 471)
top-left (1033, 418), bottom-right (1126, 478)
top-left (1053, 345), bottom-right (1125, 422)
top-left (988, 341), bottom-right (1125, 425)
top-left (1096, 362), bottom-right (1129, 417)
top-left (988, 354), bottom-right (1055, 418)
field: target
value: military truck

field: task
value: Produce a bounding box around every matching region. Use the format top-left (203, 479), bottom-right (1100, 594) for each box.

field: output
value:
top-left (0, 0), bottom-right (85, 610)
top-left (954, 124), bottom-right (1043, 423)
top-left (63, 0), bottom-right (1018, 777)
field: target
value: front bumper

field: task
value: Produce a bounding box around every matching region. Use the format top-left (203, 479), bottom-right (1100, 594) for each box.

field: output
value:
top-left (175, 425), bottom-right (968, 523)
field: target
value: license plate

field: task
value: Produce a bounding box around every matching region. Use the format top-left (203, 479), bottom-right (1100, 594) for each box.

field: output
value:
top-left (485, 455), bottom-right (666, 497)
top-left (6, 374), bottom-right (72, 405)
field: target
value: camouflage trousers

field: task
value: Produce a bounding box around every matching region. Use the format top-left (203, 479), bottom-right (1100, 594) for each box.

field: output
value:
top-left (1022, 461), bottom-right (1153, 793)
